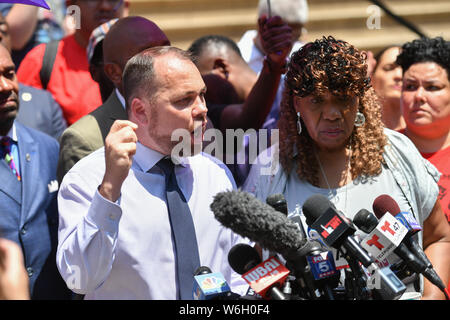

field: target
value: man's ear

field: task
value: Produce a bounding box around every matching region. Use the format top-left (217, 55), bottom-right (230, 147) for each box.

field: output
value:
top-left (103, 62), bottom-right (122, 87)
top-left (212, 58), bottom-right (230, 80)
top-left (129, 97), bottom-right (148, 126)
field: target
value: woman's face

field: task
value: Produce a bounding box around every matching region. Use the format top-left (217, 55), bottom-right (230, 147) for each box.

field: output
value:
top-left (401, 62), bottom-right (450, 137)
top-left (372, 47), bottom-right (402, 101)
top-left (294, 92), bottom-right (359, 152)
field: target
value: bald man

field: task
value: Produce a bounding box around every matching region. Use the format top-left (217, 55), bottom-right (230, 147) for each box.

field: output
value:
top-left (56, 16), bottom-right (170, 183)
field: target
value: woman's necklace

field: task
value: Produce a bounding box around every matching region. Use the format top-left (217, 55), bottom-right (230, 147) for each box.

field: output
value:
top-left (316, 145), bottom-right (352, 212)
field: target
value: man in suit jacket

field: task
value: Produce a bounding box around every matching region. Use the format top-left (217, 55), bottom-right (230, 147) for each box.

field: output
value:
top-left (0, 44), bottom-right (71, 299)
top-left (0, 12), bottom-right (67, 140)
top-left (57, 16), bottom-right (170, 183)
top-left (16, 83), bottom-right (67, 140)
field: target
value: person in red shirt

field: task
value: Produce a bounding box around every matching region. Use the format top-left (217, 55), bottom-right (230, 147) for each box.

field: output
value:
top-left (16, 0), bottom-right (128, 125)
top-left (421, 148), bottom-right (450, 221)
top-left (396, 37), bottom-right (450, 223)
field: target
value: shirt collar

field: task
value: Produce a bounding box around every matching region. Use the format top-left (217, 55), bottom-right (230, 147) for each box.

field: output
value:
top-left (133, 142), bottom-right (188, 173)
top-left (115, 88), bottom-right (126, 110)
top-left (0, 122), bottom-right (18, 143)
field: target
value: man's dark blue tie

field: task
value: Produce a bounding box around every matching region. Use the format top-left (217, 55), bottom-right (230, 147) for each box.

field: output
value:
top-left (156, 157), bottom-right (201, 300)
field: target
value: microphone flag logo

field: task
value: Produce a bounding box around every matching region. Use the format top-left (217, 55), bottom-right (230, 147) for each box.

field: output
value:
top-left (242, 257), bottom-right (290, 298)
top-left (0, 0), bottom-right (50, 9)
top-left (192, 273), bottom-right (231, 300)
top-left (201, 276), bottom-right (226, 290)
top-left (361, 213), bottom-right (408, 262)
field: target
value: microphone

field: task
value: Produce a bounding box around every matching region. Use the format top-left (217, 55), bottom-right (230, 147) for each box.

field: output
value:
top-left (302, 195), bottom-right (375, 268)
top-left (354, 209), bottom-right (411, 263)
top-left (302, 194), bottom-right (406, 300)
top-left (372, 195), bottom-right (448, 295)
top-left (353, 209), bottom-right (436, 284)
top-left (266, 193), bottom-right (308, 239)
top-left (212, 190), bottom-right (333, 299)
top-left (373, 195), bottom-right (425, 263)
top-left (192, 266), bottom-right (236, 300)
top-left (373, 195), bottom-right (422, 234)
top-left (266, 193), bottom-right (288, 216)
top-left (265, 194), bottom-right (340, 299)
top-left (228, 244), bottom-right (289, 300)
top-left (228, 243), bottom-right (261, 275)
top-left (211, 190), bottom-right (306, 256)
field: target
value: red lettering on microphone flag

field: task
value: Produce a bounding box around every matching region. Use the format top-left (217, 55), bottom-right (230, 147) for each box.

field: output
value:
top-left (366, 234), bottom-right (384, 250)
top-left (242, 257), bottom-right (290, 299)
top-left (381, 221), bottom-right (395, 235)
top-left (320, 215), bottom-right (342, 238)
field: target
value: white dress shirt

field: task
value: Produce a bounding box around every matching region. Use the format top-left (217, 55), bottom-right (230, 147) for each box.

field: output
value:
top-left (114, 88), bottom-right (126, 110)
top-left (57, 142), bottom-right (250, 299)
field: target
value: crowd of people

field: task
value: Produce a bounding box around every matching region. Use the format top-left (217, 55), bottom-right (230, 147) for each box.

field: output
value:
top-left (0, 0), bottom-right (449, 301)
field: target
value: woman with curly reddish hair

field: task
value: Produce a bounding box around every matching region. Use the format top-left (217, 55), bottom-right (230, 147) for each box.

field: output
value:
top-left (244, 36), bottom-right (450, 300)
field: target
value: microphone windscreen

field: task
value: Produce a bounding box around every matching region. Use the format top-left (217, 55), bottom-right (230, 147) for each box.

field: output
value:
top-left (353, 209), bottom-right (378, 234)
top-left (372, 194), bottom-right (401, 219)
top-left (302, 194), bottom-right (335, 226)
top-left (228, 244), bottom-right (261, 275)
top-left (211, 190), bottom-right (305, 254)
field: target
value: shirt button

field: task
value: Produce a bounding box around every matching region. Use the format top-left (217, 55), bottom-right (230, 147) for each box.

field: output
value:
top-left (20, 227), bottom-right (27, 235)
top-left (27, 267), bottom-right (34, 277)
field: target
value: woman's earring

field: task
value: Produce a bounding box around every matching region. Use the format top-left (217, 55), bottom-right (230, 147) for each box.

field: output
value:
top-left (296, 112), bottom-right (302, 135)
top-left (354, 111), bottom-right (366, 127)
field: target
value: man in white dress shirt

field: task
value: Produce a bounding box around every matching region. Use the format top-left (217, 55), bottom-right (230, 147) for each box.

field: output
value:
top-left (56, 46), bottom-right (249, 299)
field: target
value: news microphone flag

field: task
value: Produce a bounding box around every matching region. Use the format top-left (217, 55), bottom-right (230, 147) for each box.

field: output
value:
top-left (306, 251), bottom-right (338, 281)
top-left (192, 272), bottom-right (231, 300)
top-left (1, 0), bottom-right (50, 9)
top-left (360, 213), bottom-right (409, 262)
top-left (242, 256), bottom-right (290, 299)
top-left (395, 211), bottom-right (422, 234)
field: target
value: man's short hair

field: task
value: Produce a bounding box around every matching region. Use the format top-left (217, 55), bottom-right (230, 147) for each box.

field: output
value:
top-left (396, 37), bottom-right (450, 79)
top-left (122, 46), bottom-right (194, 109)
top-left (258, 0), bottom-right (309, 25)
top-left (187, 35), bottom-right (242, 61)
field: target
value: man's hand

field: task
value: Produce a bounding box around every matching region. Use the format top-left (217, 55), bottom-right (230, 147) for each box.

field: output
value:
top-left (0, 238), bottom-right (29, 300)
top-left (99, 120), bottom-right (138, 202)
top-left (258, 14), bottom-right (293, 73)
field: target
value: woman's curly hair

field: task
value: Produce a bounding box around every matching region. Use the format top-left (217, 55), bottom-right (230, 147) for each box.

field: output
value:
top-left (278, 36), bottom-right (387, 186)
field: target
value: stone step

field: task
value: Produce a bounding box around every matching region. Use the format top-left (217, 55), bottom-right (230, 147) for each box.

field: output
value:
top-left (127, 0), bottom-right (450, 53)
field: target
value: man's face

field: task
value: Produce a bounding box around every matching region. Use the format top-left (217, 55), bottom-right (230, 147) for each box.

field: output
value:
top-left (194, 51), bottom-right (241, 104)
top-left (70, 0), bottom-right (126, 38)
top-left (0, 14), bottom-right (11, 52)
top-left (0, 46), bottom-right (19, 135)
top-left (137, 54), bottom-right (208, 156)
